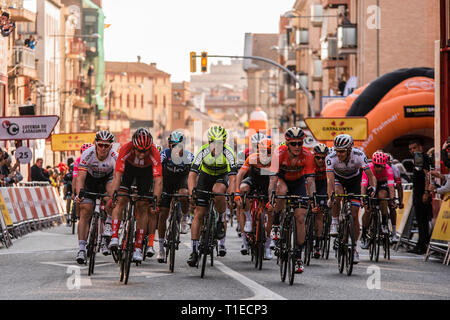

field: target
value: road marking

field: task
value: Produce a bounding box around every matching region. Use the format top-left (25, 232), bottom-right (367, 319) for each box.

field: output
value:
top-left (0, 249), bottom-right (76, 255)
top-left (213, 261), bottom-right (286, 300)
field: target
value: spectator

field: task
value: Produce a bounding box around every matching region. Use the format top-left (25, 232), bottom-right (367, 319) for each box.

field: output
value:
top-left (2, 156), bottom-right (22, 186)
top-left (31, 158), bottom-right (51, 183)
top-left (28, 35), bottom-right (36, 49)
top-left (442, 139), bottom-right (450, 169)
top-left (407, 139), bottom-right (432, 255)
top-left (430, 141), bottom-right (450, 201)
top-left (15, 34), bottom-right (24, 46)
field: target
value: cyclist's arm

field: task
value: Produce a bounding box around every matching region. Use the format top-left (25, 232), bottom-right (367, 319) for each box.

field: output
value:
top-left (75, 169), bottom-right (87, 197)
top-left (306, 176), bottom-right (316, 196)
top-left (153, 176), bottom-right (162, 203)
top-left (236, 156), bottom-right (251, 190)
top-left (188, 171), bottom-right (198, 196)
top-left (396, 183), bottom-right (403, 204)
top-left (111, 170), bottom-right (123, 194)
top-left (364, 167), bottom-right (377, 189)
top-left (228, 174), bottom-right (236, 196)
top-left (326, 171), bottom-right (335, 199)
top-left (388, 185), bottom-right (396, 200)
top-left (268, 175), bottom-right (278, 196)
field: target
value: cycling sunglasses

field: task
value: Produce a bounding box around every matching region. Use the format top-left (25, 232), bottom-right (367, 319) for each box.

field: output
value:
top-left (288, 141), bottom-right (303, 147)
top-left (374, 164), bottom-right (385, 169)
top-left (96, 142), bottom-right (111, 149)
top-left (315, 156), bottom-right (326, 160)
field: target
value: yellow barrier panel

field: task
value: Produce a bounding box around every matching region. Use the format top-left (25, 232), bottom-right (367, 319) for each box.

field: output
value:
top-left (430, 194), bottom-right (450, 242)
top-left (0, 192), bottom-right (13, 226)
top-left (397, 190), bottom-right (413, 236)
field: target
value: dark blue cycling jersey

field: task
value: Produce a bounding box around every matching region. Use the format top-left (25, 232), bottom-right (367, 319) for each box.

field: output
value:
top-left (160, 148), bottom-right (194, 178)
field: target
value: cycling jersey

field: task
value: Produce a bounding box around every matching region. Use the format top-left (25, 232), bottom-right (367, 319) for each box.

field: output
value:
top-left (240, 153), bottom-right (273, 177)
top-left (269, 145), bottom-right (315, 181)
top-left (190, 144), bottom-right (237, 176)
top-left (361, 163), bottom-right (395, 187)
top-left (72, 157), bottom-right (81, 178)
top-left (315, 165), bottom-right (327, 182)
top-left (79, 146), bottom-right (117, 178)
top-left (160, 148), bottom-right (194, 177)
top-left (115, 142), bottom-right (162, 177)
top-left (326, 148), bottom-right (370, 179)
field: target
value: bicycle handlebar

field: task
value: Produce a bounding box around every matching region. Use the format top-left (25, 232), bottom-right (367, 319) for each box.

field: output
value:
top-left (113, 190), bottom-right (158, 210)
top-left (161, 192), bottom-right (191, 199)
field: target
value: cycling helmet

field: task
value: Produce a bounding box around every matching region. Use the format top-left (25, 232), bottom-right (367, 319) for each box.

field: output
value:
top-left (285, 127), bottom-right (305, 141)
top-left (168, 131), bottom-right (185, 145)
top-left (132, 128), bottom-right (153, 152)
top-left (95, 130), bottom-right (115, 143)
top-left (80, 143), bottom-right (93, 154)
top-left (372, 152), bottom-right (387, 165)
top-left (207, 126), bottom-right (227, 142)
top-left (333, 134), bottom-right (353, 150)
top-left (250, 132), bottom-right (266, 145)
top-left (258, 138), bottom-right (272, 152)
top-left (314, 143), bottom-right (329, 155)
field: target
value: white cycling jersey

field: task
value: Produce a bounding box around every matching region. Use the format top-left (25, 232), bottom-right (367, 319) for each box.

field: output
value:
top-left (326, 148), bottom-right (370, 179)
top-left (78, 145), bottom-right (117, 178)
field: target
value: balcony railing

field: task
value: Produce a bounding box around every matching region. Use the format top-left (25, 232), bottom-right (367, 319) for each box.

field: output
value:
top-left (67, 38), bottom-right (86, 58)
top-left (67, 80), bottom-right (86, 97)
top-left (321, 37), bottom-right (337, 60)
top-left (2, 0), bottom-right (36, 23)
top-left (11, 46), bottom-right (37, 78)
top-left (322, 0), bottom-right (350, 9)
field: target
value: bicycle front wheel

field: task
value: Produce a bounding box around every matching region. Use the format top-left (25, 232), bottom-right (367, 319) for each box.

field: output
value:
top-left (255, 211), bottom-right (265, 270)
top-left (88, 216), bottom-right (99, 276)
top-left (345, 215), bottom-right (355, 276)
top-left (200, 210), bottom-right (213, 278)
top-left (288, 219), bottom-right (297, 286)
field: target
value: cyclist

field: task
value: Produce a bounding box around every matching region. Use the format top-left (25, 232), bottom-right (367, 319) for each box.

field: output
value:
top-left (267, 127), bottom-right (318, 274)
top-left (187, 126), bottom-right (237, 266)
top-left (75, 132), bottom-right (116, 264)
top-left (235, 138), bottom-right (274, 259)
top-left (312, 143), bottom-right (329, 259)
top-left (157, 131), bottom-right (194, 263)
top-left (63, 157), bottom-right (74, 226)
top-left (386, 153), bottom-right (403, 243)
top-left (360, 152), bottom-right (398, 249)
top-left (109, 128), bottom-right (163, 263)
top-left (326, 134), bottom-right (377, 264)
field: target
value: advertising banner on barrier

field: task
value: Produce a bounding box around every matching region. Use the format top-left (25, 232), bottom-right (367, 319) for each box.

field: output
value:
top-left (0, 191), bottom-right (13, 226)
top-left (430, 194), bottom-right (450, 242)
top-left (397, 190), bottom-right (413, 235)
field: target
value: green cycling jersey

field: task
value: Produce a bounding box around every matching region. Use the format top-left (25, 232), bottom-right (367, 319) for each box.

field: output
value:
top-left (190, 143), bottom-right (237, 176)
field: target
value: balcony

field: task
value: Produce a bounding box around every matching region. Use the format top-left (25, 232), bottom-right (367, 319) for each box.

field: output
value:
top-left (5, 0), bottom-right (36, 23)
top-left (286, 50), bottom-right (296, 67)
top-left (68, 79), bottom-right (86, 98)
top-left (310, 4), bottom-right (323, 27)
top-left (322, 0), bottom-right (350, 9)
top-left (295, 29), bottom-right (309, 49)
top-left (338, 24), bottom-right (357, 55)
top-left (321, 37), bottom-right (337, 60)
top-left (312, 60), bottom-right (322, 81)
top-left (67, 38), bottom-right (86, 60)
top-left (10, 46), bottom-right (37, 78)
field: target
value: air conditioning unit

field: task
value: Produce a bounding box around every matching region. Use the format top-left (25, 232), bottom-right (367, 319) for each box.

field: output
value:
top-left (296, 29), bottom-right (309, 46)
top-left (312, 60), bottom-right (322, 80)
top-left (297, 73), bottom-right (309, 90)
top-left (338, 24), bottom-right (357, 49)
top-left (321, 37), bottom-right (337, 60)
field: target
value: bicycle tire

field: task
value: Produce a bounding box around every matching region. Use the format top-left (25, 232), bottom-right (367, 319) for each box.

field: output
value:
top-left (88, 215), bottom-right (98, 276)
top-left (304, 212), bottom-right (314, 266)
top-left (256, 210), bottom-right (264, 270)
top-left (124, 206), bottom-right (135, 285)
top-left (337, 219), bottom-right (345, 274)
top-left (375, 211), bottom-right (381, 263)
top-left (288, 218), bottom-right (297, 286)
top-left (200, 206), bottom-right (214, 278)
top-left (71, 202), bottom-right (77, 235)
top-left (279, 219), bottom-right (289, 282)
top-left (169, 202), bottom-right (181, 273)
top-left (345, 215), bottom-right (355, 276)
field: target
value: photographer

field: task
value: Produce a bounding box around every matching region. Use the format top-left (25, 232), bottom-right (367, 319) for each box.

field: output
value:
top-left (407, 140), bottom-right (433, 254)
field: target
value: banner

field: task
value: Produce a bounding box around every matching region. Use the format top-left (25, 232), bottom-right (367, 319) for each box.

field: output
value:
top-left (396, 190), bottom-right (413, 235)
top-left (0, 116), bottom-right (59, 140)
top-left (51, 132), bottom-right (96, 151)
top-left (305, 117), bottom-right (368, 141)
top-left (430, 194), bottom-right (450, 242)
top-left (0, 192), bottom-right (13, 226)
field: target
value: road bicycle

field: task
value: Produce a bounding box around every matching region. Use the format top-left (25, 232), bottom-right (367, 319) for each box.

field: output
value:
top-left (272, 193), bottom-right (312, 286)
top-left (240, 192), bottom-right (269, 270)
top-left (161, 192), bottom-right (191, 272)
top-left (193, 189), bottom-right (233, 278)
top-left (78, 190), bottom-right (110, 276)
top-left (304, 194), bottom-right (328, 265)
top-left (112, 187), bottom-right (156, 285)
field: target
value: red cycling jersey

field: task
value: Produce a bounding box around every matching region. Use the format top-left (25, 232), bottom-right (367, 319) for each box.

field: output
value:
top-left (115, 142), bottom-right (162, 177)
top-left (269, 145), bottom-right (315, 181)
top-left (315, 164), bottom-right (327, 182)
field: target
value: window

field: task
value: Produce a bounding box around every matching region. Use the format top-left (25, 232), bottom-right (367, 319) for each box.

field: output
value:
top-left (134, 94), bottom-right (137, 108)
top-left (141, 94), bottom-right (144, 109)
top-left (120, 94), bottom-right (123, 108)
top-left (127, 94), bottom-right (130, 108)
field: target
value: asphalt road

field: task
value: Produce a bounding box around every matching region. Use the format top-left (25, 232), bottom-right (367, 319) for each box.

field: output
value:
top-left (0, 223), bottom-right (449, 300)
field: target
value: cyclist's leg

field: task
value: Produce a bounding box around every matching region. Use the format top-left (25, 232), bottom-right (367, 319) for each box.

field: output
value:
top-left (271, 178), bottom-right (287, 240)
top-left (330, 181), bottom-right (344, 235)
top-left (134, 166), bottom-right (154, 259)
top-left (213, 179), bottom-right (228, 253)
top-left (378, 188), bottom-right (389, 232)
top-left (238, 180), bottom-right (251, 233)
top-left (78, 201), bottom-right (94, 243)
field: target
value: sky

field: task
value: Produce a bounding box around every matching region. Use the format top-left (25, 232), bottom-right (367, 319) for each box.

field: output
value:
top-left (102, 0), bottom-right (294, 83)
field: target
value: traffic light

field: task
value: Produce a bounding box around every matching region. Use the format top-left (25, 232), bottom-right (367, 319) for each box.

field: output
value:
top-left (190, 51), bottom-right (196, 73)
top-left (201, 52), bottom-right (207, 73)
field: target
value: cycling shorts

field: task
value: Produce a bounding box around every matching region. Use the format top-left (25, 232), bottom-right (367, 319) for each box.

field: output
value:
top-left (159, 174), bottom-right (189, 208)
top-left (81, 172), bottom-right (113, 205)
top-left (241, 175), bottom-right (270, 195)
top-left (120, 161), bottom-right (154, 196)
top-left (195, 172), bottom-right (229, 207)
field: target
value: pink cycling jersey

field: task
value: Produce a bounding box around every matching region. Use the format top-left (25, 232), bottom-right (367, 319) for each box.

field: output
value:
top-left (73, 157), bottom-right (81, 178)
top-left (362, 162), bottom-right (395, 187)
